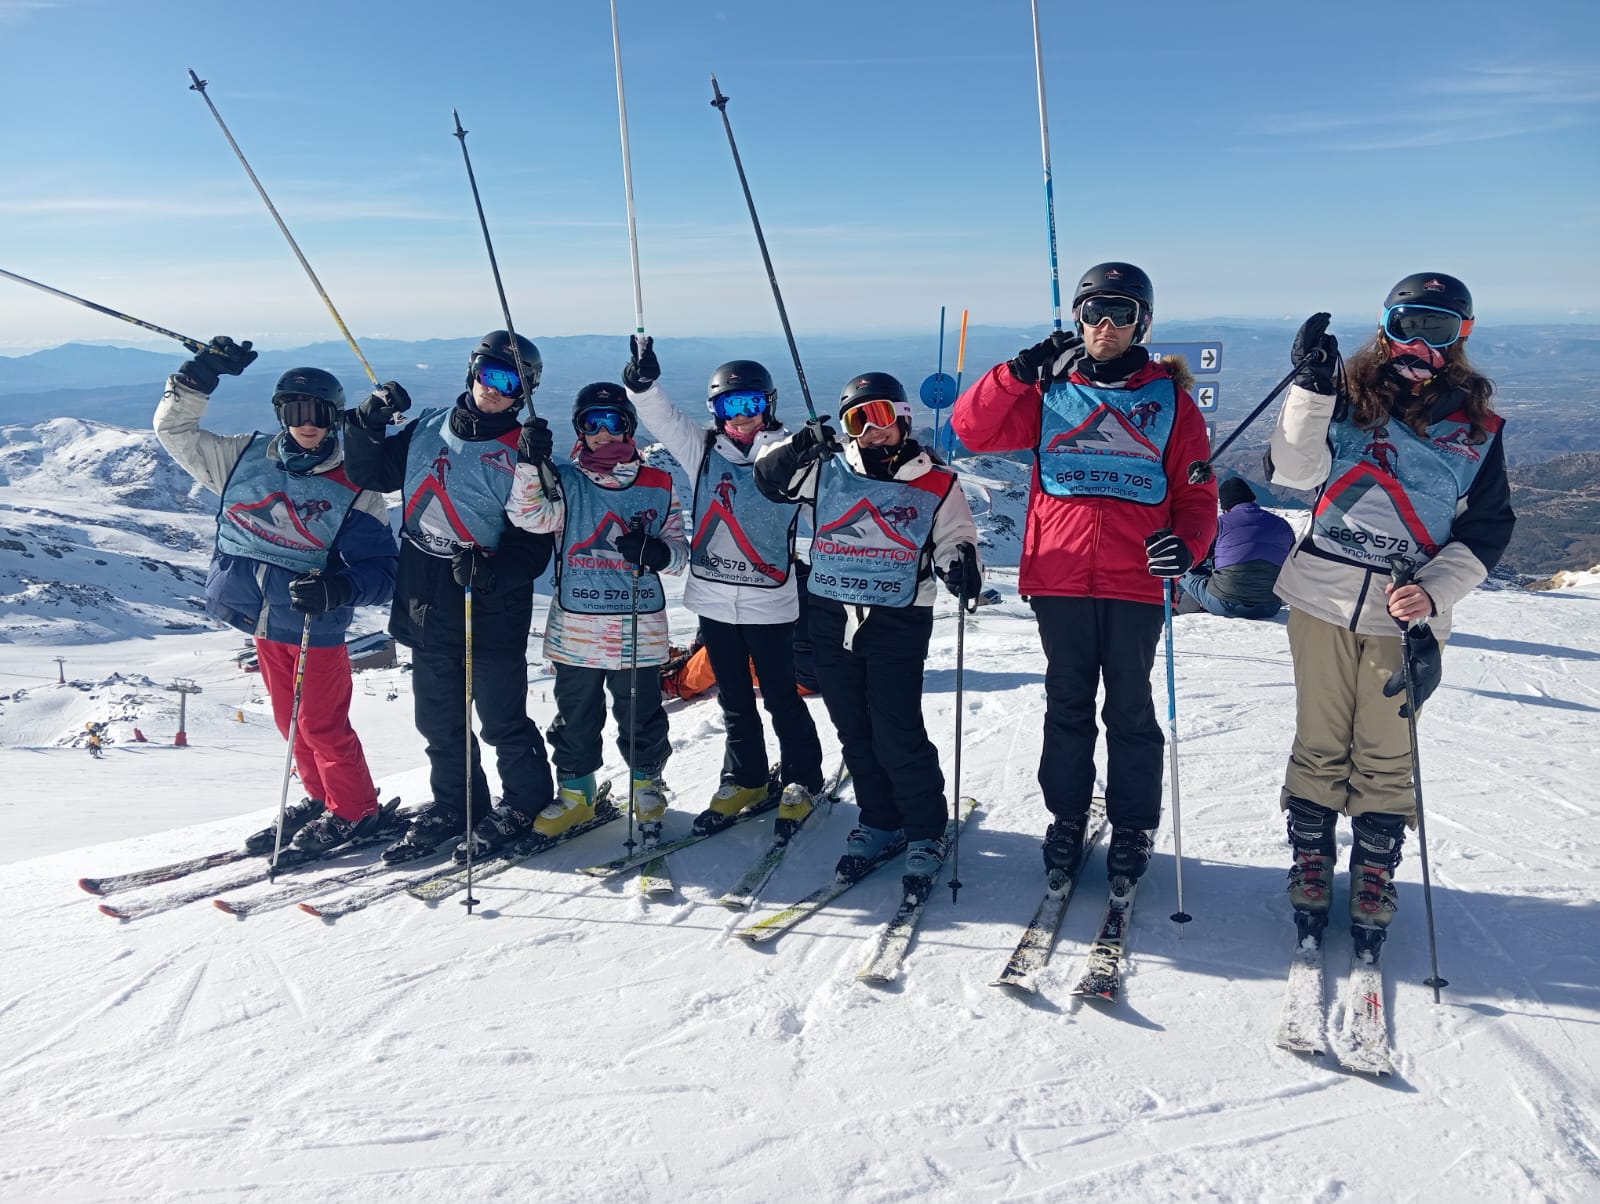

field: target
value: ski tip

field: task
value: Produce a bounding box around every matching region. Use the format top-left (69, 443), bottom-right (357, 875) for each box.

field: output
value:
top-left (97, 904), bottom-right (129, 920)
top-left (297, 902), bottom-right (324, 918)
top-left (212, 899), bottom-right (238, 915)
top-left (78, 877), bottom-right (105, 896)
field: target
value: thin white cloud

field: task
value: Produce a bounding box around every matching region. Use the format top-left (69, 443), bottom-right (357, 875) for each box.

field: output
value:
top-left (0, 0), bottom-right (61, 24)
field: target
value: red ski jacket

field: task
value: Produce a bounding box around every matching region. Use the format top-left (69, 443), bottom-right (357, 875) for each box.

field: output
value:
top-left (952, 357), bottom-right (1218, 604)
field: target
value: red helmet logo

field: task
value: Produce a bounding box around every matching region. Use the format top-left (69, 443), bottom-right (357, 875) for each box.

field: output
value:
top-left (1423, 278), bottom-right (1445, 291)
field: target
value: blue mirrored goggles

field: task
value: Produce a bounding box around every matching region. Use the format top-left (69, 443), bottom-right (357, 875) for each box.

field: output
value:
top-left (1383, 304), bottom-right (1469, 349)
top-left (475, 360), bottom-right (524, 398)
top-left (577, 407), bottom-right (631, 437)
top-left (711, 390), bottom-right (770, 421)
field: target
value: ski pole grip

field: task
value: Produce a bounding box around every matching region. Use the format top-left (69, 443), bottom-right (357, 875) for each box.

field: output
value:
top-left (1186, 459), bottom-right (1214, 485)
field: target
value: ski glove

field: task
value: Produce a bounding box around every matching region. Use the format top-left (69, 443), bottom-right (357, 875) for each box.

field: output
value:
top-left (622, 335), bottom-right (660, 393)
top-left (355, 381), bottom-right (412, 432)
top-left (939, 541), bottom-right (982, 601)
top-left (452, 546), bottom-right (496, 594)
top-left (1008, 330), bottom-right (1083, 389)
top-left (1144, 528), bottom-right (1195, 578)
top-left (287, 573), bottom-right (353, 614)
top-left (1291, 313), bottom-right (1339, 394)
top-left (1382, 625), bottom-right (1442, 719)
top-left (789, 419), bottom-right (841, 467)
top-left (178, 335), bottom-right (257, 394)
top-left (518, 415), bottom-right (554, 465)
top-left (616, 527), bottom-right (671, 573)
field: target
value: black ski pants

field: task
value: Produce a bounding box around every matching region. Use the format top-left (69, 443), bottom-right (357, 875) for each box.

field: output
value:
top-left (1031, 595), bottom-right (1164, 831)
top-left (809, 598), bottom-right (946, 842)
top-left (412, 641), bottom-right (554, 819)
top-left (700, 616), bottom-right (825, 793)
top-left (548, 663), bottom-right (670, 780)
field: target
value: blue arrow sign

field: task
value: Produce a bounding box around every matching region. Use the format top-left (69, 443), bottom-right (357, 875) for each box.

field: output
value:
top-left (1145, 341), bottom-right (1222, 372)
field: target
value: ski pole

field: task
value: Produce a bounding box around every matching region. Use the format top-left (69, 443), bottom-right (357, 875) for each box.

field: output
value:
top-left (0, 268), bottom-right (209, 353)
top-left (708, 75), bottom-right (820, 428)
top-left (1387, 555), bottom-right (1448, 1000)
top-left (1187, 348), bottom-right (1330, 484)
top-left (451, 110), bottom-right (561, 502)
top-left (1164, 580), bottom-right (1192, 926)
top-left (268, 611), bottom-right (315, 883)
top-left (950, 307), bottom-right (970, 461)
top-left (1028, 0), bottom-right (1063, 332)
top-left (610, 0), bottom-right (644, 344)
top-left (624, 517), bottom-right (643, 857)
top-left (186, 69), bottom-right (379, 387)
top-left (948, 542), bottom-right (979, 903)
top-left (462, 555), bottom-right (478, 914)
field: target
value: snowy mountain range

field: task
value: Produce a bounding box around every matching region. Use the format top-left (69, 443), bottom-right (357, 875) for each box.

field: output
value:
top-left (1, 413), bottom-right (1598, 1200)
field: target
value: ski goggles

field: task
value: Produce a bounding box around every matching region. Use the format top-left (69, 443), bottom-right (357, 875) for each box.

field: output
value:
top-left (1382, 304), bottom-right (1473, 349)
top-left (712, 390), bottom-right (770, 421)
top-left (840, 398), bottom-right (902, 438)
top-left (577, 407), bottom-right (632, 437)
top-left (474, 359), bottom-right (524, 398)
top-left (276, 395), bottom-right (338, 429)
top-left (1076, 294), bottom-right (1142, 329)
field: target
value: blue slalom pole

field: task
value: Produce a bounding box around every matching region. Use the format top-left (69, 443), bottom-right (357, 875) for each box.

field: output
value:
top-left (1029, 0), bottom-right (1063, 330)
top-left (1164, 580), bottom-right (1192, 926)
top-left (936, 305), bottom-right (947, 456)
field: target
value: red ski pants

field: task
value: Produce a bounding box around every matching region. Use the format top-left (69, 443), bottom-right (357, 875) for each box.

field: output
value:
top-left (256, 637), bottom-right (379, 820)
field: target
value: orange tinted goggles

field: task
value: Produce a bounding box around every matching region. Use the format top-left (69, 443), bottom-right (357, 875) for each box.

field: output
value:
top-left (840, 398), bottom-right (901, 438)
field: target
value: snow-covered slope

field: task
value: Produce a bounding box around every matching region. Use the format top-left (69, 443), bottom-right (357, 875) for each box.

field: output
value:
top-left (1, 566), bottom-right (1597, 1201)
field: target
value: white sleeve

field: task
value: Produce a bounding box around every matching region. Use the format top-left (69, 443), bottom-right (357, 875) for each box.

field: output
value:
top-left (1268, 384), bottom-right (1336, 491)
top-left (153, 375), bottom-right (254, 494)
top-left (629, 382), bottom-right (708, 480)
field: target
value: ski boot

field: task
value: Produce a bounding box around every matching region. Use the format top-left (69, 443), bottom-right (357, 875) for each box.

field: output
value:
top-left (289, 807), bottom-right (381, 857)
top-left (456, 801), bottom-right (540, 863)
top-left (693, 780), bottom-right (769, 835)
top-left (1105, 827), bottom-right (1155, 885)
top-left (244, 796), bottom-right (324, 854)
top-left (535, 774), bottom-right (598, 839)
top-left (774, 783), bottom-right (818, 843)
top-left (631, 771), bottom-right (669, 846)
top-left (382, 802), bottom-right (468, 864)
top-left (1042, 812), bottom-right (1088, 890)
top-left (834, 824), bottom-right (905, 883)
top-left (1350, 811), bottom-right (1406, 962)
top-left (1285, 796), bottom-right (1338, 944)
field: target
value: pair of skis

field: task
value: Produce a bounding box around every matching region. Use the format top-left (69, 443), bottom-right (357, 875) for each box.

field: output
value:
top-left (1274, 918), bottom-right (1393, 1075)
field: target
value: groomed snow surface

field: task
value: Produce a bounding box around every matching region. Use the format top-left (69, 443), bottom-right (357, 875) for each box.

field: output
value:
top-left (2, 572), bottom-right (1598, 1202)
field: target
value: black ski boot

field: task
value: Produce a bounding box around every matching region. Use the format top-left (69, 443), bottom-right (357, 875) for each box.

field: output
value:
top-left (244, 797), bottom-right (325, 854)
top-left (454, 802), bottom-right (540, 864)
top-left (289, 808), bottom-right (380, 857)
top-left (1350, 811), bottom-right (1406, 961)
top-left (1106, 828), bottom-right (1154, 884)
top-left (1285, 796), bottom-right (1338, 943)
top-left (382, 803), bottom-right (469, 865)
top-left (1042, 813), bottom-right (1087, 881)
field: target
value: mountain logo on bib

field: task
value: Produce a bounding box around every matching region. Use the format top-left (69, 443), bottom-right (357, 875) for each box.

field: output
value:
top-left (568, 509), bottom-right (656, 570)
top-left (403, 476), bottom-right (477, 553)
top-left (225, 493), bottom-right (330, 553)
top-left (1317, 463), bottom-right (1441, 559)
top-left (479, 445), bottom-right (516, 477)
top-left (1043, 404), bottom-right (1161, 459)
top-left (692, 491), bottom-right (785, 584)
top-left (813, 499), bottom-right (919, 562)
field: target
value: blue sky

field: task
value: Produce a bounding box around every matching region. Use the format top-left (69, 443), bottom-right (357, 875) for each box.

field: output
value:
top-left (2, 0), bottom-right (1596, 354)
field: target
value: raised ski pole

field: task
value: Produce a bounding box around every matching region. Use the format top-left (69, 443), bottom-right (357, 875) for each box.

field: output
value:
top-left (708, 74), bottom-right (820, 428)
top-left (610, 0), bottom-right (645, 347)
top-left (0, 268), bottom-right (209, 353)
top-left (948, 542), bottom-right (980, 903)
top-left (1187, 348), bottom-right (1329, 484)
top-left (1164, 580), bottom-right (1192, 926)
top-left (268, 611), bottom-right (315, 883)
top-left (1387, 555), bottom-right (1448, 1001)
top-left (462, 557), bottom-right (478, 913)
top-left (624, 517), bottom-right (644, 857)
top-left (186, 69), bottom-right (379, 387)
top-left (1029, 0), bottom-right (1063, 332)
top-left (949, 307), bottom-right (970, 461)
top-left (451, 109), bottom-right (560, 501)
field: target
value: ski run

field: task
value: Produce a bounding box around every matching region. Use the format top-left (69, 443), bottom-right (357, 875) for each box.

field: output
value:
top-left (4, 573), bottom-right (1599, 1199)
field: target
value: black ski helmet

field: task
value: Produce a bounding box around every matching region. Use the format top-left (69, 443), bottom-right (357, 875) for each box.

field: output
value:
top-left (572, 381), bottom-right (637, 439)
top-left (1073, 261), bottom-right (1155, 344)
top-left (271, 367), bottom-right (345, 427)
top-left (1384, 272), bottom-right (1473, 321)
top-left (707, 359), bottom-right (779, 427)
top-left (838, 371), bottom-right (912, 436)
top-left (466, 329), bottom-right (543, 397)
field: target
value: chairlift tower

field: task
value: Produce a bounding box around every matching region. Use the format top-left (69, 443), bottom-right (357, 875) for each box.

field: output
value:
top-left (166, 678), bottom-right (203, 747)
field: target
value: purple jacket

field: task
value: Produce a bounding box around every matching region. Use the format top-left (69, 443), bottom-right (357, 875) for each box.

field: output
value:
top-left (1213, 502), bottom-right (1293, 570)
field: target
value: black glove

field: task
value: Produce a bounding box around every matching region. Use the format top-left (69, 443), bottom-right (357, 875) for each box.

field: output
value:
top-left (790, 419), bottom-right (841, 467)
top-left (1007, 330), bottom-right (1083, 388)
top-left (1292, 313), bottom-right (1339, 394)
top-left (616, 527), bottom-right (672, 572)
top-left (287, 573), bottom-right (353, 614)
top-left (354, 381), bottom-right (412, 431)
top-left (178, 335), bottom-right (257, 394)
top-left (452, 546), bottom-right (496, 594)
top-left (518, 414), bottom-right (554, 465)
top-left (939, 542), bottom-right (982, 601)
top-left (622, 335), bottom-right (660, 392)
top-left (1144, 528), bottom-right (1195, 578)
top-left (1382, 625), bottom-right (1442, 719)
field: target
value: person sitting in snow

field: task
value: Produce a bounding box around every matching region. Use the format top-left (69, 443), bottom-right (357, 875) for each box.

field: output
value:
top-left (155, 339), bottom-right (396, 857)
top-left (755, 372), bottom-right (980, 888)
top-left (1173, 477), bottom-right (1294, 620)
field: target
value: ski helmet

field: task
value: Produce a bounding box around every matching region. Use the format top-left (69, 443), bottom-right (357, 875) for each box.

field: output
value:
top-left (837, 371), bottom-right (913, 439)
top-left (1384, 273), bottom-right (1473, 321)
top-left (1073, 261), bottom-right (1154, 344)
top-left (572, 381), bottom-right (638, 439)
top-left (271, 367), bottom-right (345, 428)
top-left (466, 330), bottom-right (543, 397)
top-left (707, 359), bottom-right (779, 427)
